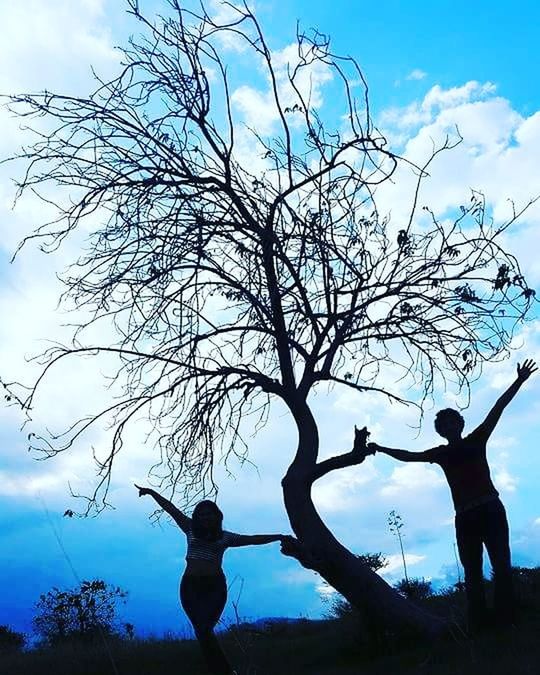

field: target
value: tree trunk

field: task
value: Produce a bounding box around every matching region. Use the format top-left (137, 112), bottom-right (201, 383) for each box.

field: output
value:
top-left (282, 400), bottom-right (446, 637)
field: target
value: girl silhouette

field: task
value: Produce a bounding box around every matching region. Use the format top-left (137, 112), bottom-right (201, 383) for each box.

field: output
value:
top-left (135, 485), bottom-right (291, 675)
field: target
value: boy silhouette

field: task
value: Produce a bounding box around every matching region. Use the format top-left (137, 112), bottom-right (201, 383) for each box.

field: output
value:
top-left (367, 359), bottom-right (537, 632)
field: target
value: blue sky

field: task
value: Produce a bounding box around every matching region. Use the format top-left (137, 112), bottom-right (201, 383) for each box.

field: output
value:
top-left (1, 0), bottom-right (540, 640)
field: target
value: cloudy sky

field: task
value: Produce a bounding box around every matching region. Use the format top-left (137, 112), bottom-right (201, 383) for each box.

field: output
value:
top-left (1, 0), bottom-right (539, 640)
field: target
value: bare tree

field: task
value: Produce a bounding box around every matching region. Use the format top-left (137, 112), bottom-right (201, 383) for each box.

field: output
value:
top-left (2, 0), bottom-right (536, 636)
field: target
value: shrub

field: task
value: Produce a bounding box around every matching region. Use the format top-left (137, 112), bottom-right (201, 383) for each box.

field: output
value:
top-left (0, 625), bottom-right (25, 654)
top-left (394, 578), bottom-right (434, 603)
top-left (32, 579), bottom-right (128, 646)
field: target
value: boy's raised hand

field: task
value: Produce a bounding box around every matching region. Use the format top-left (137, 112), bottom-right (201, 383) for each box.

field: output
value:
top-left (517, 359), bottom-right (538, 382)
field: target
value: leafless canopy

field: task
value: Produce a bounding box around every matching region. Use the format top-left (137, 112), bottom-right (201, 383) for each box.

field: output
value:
top-left (2, 0), bottom-right (536, 512)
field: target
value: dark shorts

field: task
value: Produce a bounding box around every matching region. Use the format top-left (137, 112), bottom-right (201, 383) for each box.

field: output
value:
top-left (180, 571), bottom-right (227, 635)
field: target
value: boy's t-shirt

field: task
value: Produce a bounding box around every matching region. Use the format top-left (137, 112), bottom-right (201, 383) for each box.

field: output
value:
top-left (423, 427), bottom-right (499, 513)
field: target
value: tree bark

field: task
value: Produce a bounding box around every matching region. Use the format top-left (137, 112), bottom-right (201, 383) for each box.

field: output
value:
top-left (281, 399), bottom-right (446, 637)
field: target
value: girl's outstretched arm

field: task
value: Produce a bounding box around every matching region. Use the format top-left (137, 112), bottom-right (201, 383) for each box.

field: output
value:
top-left (227, 533), bottom-right (291, 547)
top-left (135, 484), bottom-right (191, 533)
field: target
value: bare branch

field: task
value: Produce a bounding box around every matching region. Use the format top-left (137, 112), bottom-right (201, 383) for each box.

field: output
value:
top-left (2, 0), bottom-right (536, 513)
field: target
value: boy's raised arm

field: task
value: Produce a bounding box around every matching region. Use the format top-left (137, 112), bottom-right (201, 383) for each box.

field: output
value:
top-left (472, 359), bottom-right (537, 439)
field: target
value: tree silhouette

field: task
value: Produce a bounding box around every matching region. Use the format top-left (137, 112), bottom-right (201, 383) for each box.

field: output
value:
top-left (0, 625), bottom-right (25, 654)
top-left (2, 0), bottom-right (536, 636)
top-left (329, 552), bottom-right (388, 618)
top-left (32, 580), bottom-right (127, 646)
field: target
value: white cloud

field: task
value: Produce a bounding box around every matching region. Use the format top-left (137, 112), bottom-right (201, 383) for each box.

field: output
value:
top-left (206, 0), bottom-right (254, 53)
top-left (276, 567), bottom-right (317, 586)
top-left (381, 81), bottom-right (496, 133)
top-left (488, 437), bottom-right (517, 450)
top-left (492, 467), bottom-right (518, 493)
top-left (380, 553), bottom-right (426, 576)
top-left (231, 41), bottom-right (333, 136)
top-left (231, 85), bottom-right (277, 135)
top-left (422, 81), bottom-right (496, 112)
top-left (312, 459), bottom-right (379, 513)
top-left (0, 440), bottom-right (99, 505)
top-left (487, 441), bottom-right (521, 494)
top-left (380, 464), bottom-right (445, 498)
top-left (0, 0), bottom-right (131, 511)
top-left (0, 469), bottom-right (77, 499)
top-left (405, 69), bottom-right (427, 81)
top-left (509, 518), bottom-right (540, 566)
top-left (316, 582), bottom-right (337, 597)
top-left (0, 0), bottom-right (118, 94)
top-left (376, 82), bottom-right (540, 299)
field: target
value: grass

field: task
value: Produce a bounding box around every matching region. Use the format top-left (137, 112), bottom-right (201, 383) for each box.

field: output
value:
top-left (3, 569), bottom-right (539, 674)
top-left (3, 614), bottom-right (539, 675)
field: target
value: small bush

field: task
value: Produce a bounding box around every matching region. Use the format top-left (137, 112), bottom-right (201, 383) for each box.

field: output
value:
top-left (0, 625), bottom-right (25, 654)
top-left (394, 577), bottom-right (434, 602)
top-left (32, 579), bottom-right (128, 646)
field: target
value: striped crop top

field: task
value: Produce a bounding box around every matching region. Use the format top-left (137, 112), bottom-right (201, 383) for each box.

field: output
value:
top-left (185, 529), bottom-right (247, 564)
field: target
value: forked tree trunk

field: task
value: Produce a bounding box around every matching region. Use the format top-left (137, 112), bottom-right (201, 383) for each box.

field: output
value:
top-left (281, 400), bottom-right (446, 637)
